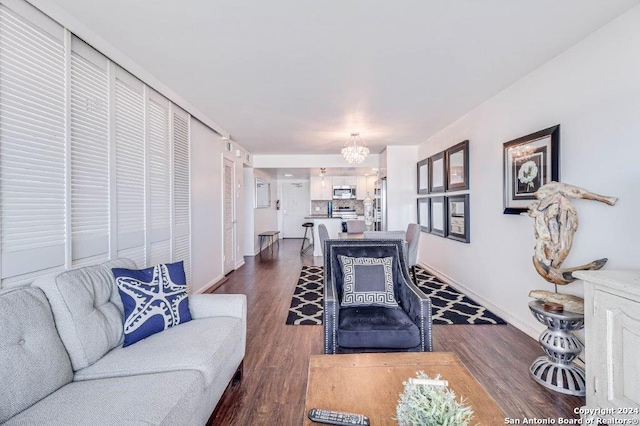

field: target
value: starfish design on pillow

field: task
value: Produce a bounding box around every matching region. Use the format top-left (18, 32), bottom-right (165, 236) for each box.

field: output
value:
top-left (116, 264), bottom-right (187, 334)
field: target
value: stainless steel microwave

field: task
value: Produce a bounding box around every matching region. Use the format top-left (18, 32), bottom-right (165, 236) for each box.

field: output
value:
top-left (333, 186), bottom-right (356, 199)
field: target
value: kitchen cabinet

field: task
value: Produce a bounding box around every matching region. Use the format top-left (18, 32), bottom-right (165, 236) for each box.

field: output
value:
top-left (357, 175), bottom-right (377, 200)
top-left (366, 175), bottom-right (377, 199)
top-left (356, 176), bottom-right (367, 200)
top-left (310, 176), bottom-right (332, 200)
top-left (574, 270), bottom-right (640, 423)
top-left (332, 176), bottom-right (356, 187)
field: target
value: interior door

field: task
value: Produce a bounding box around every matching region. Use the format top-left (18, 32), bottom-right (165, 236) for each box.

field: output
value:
top-left (282, 182), bottom-right (310, 238)
top-left (223, 158), bottom-right (235, 274)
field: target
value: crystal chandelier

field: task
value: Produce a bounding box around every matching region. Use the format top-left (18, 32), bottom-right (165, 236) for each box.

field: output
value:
top-left (341, 133), bottom-right (370, 164)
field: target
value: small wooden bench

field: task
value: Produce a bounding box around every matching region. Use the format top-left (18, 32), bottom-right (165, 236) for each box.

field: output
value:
top-left (258, 231), bottom-right (280, 254)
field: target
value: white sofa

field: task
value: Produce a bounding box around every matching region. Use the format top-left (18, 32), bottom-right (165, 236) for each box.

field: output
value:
top-left (0, 259), bottom-right (246, 426)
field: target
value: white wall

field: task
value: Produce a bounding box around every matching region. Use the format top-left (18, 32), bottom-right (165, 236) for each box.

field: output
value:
top-left (191, 118), bottom-right (248, 293)
top-left (234, 157), bottom-right (246, 269)
top-left (190, 118), bottom-right (224, 293)
top-left (416, 5), bottom-right (640, 337)
top-left (385, 146), bottom-right (418, 231)
top-left (243, 167), bottom-right (256, 256)
top-left (245, 169), bottom-right (279, 255)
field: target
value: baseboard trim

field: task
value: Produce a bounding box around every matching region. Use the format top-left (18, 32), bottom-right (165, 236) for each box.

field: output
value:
top-left (195, 274), bottom-right (226, 294)
top-left (418, 261), bottom-right (540, 340)
top-left (235, 259), bottom-right (245, 269)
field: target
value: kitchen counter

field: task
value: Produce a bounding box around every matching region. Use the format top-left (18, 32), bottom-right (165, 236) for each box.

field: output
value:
top-left (304, 215), bottom-right (343, 219)
top-left (304, 216), bottom-right (344, 257)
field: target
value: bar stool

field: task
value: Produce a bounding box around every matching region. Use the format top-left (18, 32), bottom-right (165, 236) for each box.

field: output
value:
top-left (301, 222), bottom-right (314, 255)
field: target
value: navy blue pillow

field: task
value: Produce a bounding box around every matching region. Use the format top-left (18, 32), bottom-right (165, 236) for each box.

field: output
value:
top-left (112, 261), bottom-right (192, 347)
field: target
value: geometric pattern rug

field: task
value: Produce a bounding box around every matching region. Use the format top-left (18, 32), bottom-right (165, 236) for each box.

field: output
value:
top-left (285, 265), bottom-right (507, 325)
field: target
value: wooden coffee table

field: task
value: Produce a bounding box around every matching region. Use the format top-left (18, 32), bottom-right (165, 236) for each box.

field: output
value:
top-left (304, 352), bottom-right (504, 425)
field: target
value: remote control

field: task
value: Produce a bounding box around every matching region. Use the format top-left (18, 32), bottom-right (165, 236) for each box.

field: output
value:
top-left (307, 408), bottom-right (370, 425)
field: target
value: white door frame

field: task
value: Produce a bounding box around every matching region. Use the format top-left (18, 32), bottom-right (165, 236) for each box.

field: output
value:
top-left (222, 157), bottom-right (235, 275)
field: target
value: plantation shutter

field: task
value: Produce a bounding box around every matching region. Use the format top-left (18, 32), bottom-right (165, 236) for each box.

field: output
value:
top-left (70, 37), bottom-right (110, 267)
top-left (171, 106), bottom-right (190, 287)
top-left (0, 3), bottom-right (66, 288)
top-left (114, 68), bottom-right (146, 268)
top-left (147, 91), bottom-right (171, 266)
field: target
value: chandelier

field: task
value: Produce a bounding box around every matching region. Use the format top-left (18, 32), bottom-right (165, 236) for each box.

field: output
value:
top-left (341, 133), bottom-right (370, 164)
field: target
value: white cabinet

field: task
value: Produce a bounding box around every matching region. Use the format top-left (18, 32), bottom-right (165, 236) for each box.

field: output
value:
top-left (366, 175), bottom-right (377, 199)
top-left (356, 176), bottom-right (367, 200)
top-left (333, 176), bottom-right (356, 187)
top-left (356, 176), bottom-right (377, 200)
top-left (310, 176), bottom-right (332, 200)
top-left (575, 270), bottom-right (640, 423)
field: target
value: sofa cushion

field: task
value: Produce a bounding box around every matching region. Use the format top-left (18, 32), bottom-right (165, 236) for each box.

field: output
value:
top-left (0, 287), bottom-right (73, 423)
top-left (339, 256), bottom-right (398, 308)
top-left (337, 306), bottom-right (421, 349)
top-left (32, 258), bottom-right (137, 371)
top-left (74, 316), bottom-right (245, 388)
top-left (4, 370), bottom-right (206, 426)
top-left (112, 261), bottom-right (192, 347)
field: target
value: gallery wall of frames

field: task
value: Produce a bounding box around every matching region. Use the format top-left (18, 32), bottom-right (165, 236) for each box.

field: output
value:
top-left (416, 140), bottom-right (470, 243)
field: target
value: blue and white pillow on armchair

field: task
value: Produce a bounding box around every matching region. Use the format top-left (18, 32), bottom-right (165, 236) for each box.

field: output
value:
top-left (112, 261), bottom-right (192, 347)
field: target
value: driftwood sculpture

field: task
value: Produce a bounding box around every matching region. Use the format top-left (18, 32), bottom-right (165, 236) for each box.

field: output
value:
top-left (528, 182), bottom-right (617, 286)
top-left (528, 182), bottom-right (617, 313)
top-left (529, 290), bottom-right (586, 314)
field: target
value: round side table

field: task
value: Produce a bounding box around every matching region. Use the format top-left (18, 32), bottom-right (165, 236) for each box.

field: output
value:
top-left (528, 300), bottom-right (586, 396)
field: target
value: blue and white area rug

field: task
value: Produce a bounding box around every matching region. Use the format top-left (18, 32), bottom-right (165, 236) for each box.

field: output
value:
top-left (286, 265), bottom-right (507, 325)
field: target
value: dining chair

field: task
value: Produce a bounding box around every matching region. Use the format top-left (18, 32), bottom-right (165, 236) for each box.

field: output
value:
top-left (318, 224), bottom-right (330, 258)
top-left (363, 224), bottom-right (420, 283)
top-left (346, 220), bottom-right (366, 233)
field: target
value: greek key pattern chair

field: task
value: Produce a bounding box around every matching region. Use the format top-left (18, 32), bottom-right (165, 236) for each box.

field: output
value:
top-left (323, 239), bottom-right (433, 354)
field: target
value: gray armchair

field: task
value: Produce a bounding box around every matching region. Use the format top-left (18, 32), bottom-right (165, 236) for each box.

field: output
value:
top-left (318, 224), bottom-right (330, 258)
top-left (323, 239), bottom-right (433, 354)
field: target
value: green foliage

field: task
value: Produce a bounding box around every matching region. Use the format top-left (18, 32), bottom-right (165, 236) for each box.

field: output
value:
top-left (396, 371), bottom-right (475, 426)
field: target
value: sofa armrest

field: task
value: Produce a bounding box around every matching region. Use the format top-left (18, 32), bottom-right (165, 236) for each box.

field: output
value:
top-left (323, 277), bottom-right (339, 354)
top-left (398, 276), bottom-right (433, 351)
top-left (189, 294), bottom-right (247, 322)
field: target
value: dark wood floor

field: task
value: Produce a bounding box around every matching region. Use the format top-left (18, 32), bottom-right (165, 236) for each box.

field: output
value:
top-left (211, 239), bottom-right (584, 425)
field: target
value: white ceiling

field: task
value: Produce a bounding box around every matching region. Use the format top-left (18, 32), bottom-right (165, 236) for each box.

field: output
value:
top-left (48, 0), bottom-right (639, 155)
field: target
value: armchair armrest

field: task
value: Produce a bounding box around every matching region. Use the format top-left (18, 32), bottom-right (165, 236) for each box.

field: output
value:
top-left (397, 275), bottom-right (433, 351)
top-left (324, 276), bottom-right (339, 354)
top-left (189, 294), bottom-right (247, 322)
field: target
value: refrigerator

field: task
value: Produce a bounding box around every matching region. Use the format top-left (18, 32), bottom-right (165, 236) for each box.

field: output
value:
top-left (374, 177), bottom-right (387, 231)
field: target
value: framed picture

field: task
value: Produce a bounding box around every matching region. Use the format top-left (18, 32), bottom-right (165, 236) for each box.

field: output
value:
top-left (417, 158), bottom-right (429, 194)
top-left (428, 151), bottom-right (446, 193)
top-left (417, 198), bottom-right (430, 232)
top-left (429, 196), bottom-right (447, 237)
top-left (446, 140), bottom-right (469, 191)
top-left (447, 194), bottom-right (470, 243)
top-left (503, 125), bottom-right (560, 214)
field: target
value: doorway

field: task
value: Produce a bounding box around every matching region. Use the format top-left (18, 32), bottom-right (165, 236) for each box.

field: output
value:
top-left (281, 182), bottom-right (310, 238)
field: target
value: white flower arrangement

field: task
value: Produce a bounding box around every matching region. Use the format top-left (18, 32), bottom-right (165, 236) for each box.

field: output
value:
top-left (396, 371), bottom-right (474, 426)
top-left (518, 160), bottom-right (538, 191)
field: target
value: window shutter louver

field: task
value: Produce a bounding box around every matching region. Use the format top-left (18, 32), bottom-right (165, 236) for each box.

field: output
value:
top-left (0, 5), bottom-right (66, 287)
top-left (1, 1), bottom-right (199, 287)
top-left (70, 38), bottom-right (110, 267)
top-left (172, 107), bottom-right (190, 288)
top-left (147, 92), bottom-right (171, 266)
top-left (115, 69), bottom-right (146, 267)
